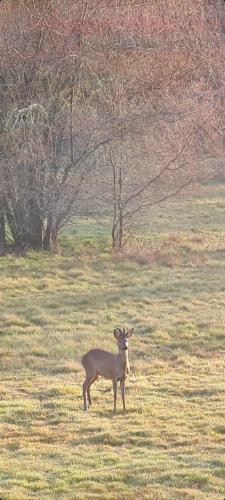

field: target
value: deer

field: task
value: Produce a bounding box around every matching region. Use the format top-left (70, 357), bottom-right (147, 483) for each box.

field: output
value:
top-left (81, 327), bottom-right (134, 412)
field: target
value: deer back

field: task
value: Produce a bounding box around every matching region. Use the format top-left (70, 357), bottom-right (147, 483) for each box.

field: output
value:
top-left (82, 349), bottom-right (126, 380)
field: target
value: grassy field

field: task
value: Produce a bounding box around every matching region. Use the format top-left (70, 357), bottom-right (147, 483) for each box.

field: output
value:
top-left (0, 183), bottom-right (225, 499)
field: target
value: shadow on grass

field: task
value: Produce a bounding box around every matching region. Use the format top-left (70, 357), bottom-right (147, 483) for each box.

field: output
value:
top-left (94, 407), bottom-right (138, 418)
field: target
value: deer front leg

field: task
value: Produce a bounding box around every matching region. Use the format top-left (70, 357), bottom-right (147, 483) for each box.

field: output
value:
top-left (113, 379), bottom-right (118, 412)
top-left (120, 380), bottom-right (126, 411)
top-left (83, 378), bottom-right (90, 411)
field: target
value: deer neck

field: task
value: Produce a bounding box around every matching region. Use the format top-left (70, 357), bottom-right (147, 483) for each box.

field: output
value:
top-left (118, 348), bottom-right (129, 374)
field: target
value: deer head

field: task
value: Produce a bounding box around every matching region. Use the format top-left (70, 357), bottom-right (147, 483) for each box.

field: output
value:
top-left (113, 327), bottom-right (134, 351)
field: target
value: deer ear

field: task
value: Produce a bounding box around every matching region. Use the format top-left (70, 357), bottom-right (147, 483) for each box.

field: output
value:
top-left (126, 328), bottom-right (134, 338)
top-left (114, 328), bottom-right (120, 339)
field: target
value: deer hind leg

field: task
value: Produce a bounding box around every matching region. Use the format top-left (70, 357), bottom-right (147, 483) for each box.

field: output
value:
top-left (120, 380), bottom-right (126, 411)
top-left (83, 374), bottom-right (94, 411)
top-left (87, 375), bottom-right (98, 406)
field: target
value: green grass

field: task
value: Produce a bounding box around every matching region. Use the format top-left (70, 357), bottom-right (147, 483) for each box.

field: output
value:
top-left (0, 183), bottom-right (225, 499)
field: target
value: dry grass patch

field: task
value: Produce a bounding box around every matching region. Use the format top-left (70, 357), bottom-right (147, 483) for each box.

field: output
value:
top-left (0, 184), bottom-right (225, 498)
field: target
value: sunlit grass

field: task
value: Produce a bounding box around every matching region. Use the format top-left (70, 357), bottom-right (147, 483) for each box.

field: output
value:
top-left (0, 183), bottom-right (225, 498)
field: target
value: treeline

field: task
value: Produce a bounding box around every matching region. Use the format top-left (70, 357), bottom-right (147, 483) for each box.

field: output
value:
top-left (0, 0), bottom-right (224, 254)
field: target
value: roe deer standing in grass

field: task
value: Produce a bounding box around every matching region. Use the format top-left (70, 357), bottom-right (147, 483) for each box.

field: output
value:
top-left (82, 327), bottom-right (134, 412)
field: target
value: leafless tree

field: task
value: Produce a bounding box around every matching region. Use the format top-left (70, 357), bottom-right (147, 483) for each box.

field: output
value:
top-left (0, 1), bottom-right (136, 250)
top-left (82, 0), bottom-right (225, 249)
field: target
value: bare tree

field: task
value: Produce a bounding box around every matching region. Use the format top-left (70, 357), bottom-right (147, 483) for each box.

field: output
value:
top-left (82, 0), bottom-right (225, 249)
top-left (0, 1), bottom-right (135, 250)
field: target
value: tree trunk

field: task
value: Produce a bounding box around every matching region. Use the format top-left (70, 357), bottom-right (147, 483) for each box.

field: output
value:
top-left (111, 157), bottom-right (124, 250)
top-left (118, 208), bottom-right (123, 250)
top-left (4, 192), bottom-right (43, 250)
top-left (28, 212), bottom-right (43, 249)
top-left (4, 198), bottom-right (20, 245)
top-left (43, 219), bottom-right (59, 253)
top-left (111, 211), bottom-right (124, 251)
top-left (112, 225), bottom-right (116, 249)
top-left (0, 201), bottom-right (5, 256)
top-left (50, 229), bottom-right (58, 253)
